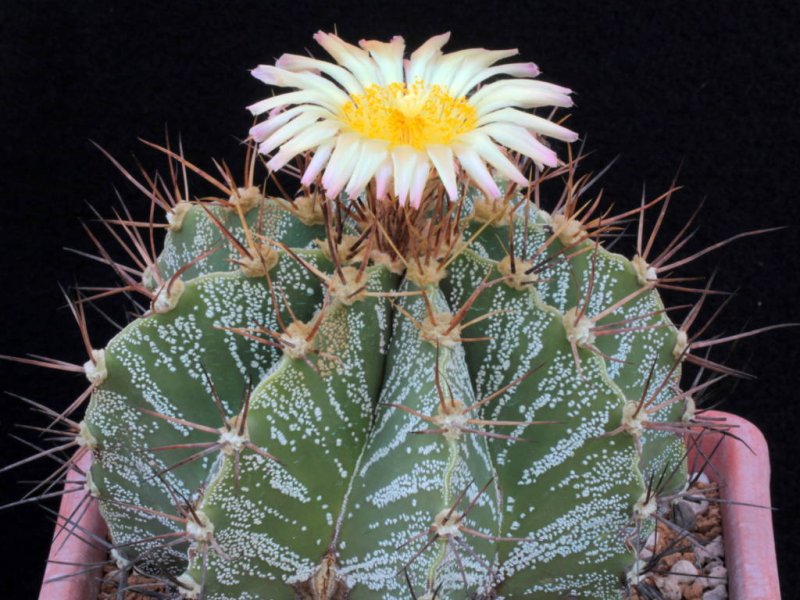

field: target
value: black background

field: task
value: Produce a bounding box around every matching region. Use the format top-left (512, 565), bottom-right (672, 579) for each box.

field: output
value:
top-left (1, 1), bottom-right (798, 597)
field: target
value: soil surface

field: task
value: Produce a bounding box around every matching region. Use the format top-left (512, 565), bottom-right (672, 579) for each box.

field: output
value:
top-left (628, 477), bottom-right (728, 600)
top-left (98, 567), bottom-right (172, 599)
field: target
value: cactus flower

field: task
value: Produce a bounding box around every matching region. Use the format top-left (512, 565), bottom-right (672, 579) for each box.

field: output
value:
top-left (248, 32), bottom-right (578, 206)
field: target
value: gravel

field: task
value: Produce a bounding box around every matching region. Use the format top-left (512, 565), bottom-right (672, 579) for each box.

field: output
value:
top-left (628, 474), bottom-right (728, 600)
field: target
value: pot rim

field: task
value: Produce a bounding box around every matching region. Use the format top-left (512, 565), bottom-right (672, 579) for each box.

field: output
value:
top-left (687, 410), bottom-right (780, 600)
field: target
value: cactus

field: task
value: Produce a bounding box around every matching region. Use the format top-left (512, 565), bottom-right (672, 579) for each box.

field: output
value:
top-left (75, 167), bottom-right (697, 599)
top-left (4, 32), bottom-right (777, 600)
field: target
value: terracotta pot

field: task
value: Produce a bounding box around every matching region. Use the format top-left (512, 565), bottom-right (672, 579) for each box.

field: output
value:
top-left (38, 411), bottom-right (780, 599)
top-left (689, 411), bottom-right (781, 600)
top-left (38, 451), bottom-right (107, 600)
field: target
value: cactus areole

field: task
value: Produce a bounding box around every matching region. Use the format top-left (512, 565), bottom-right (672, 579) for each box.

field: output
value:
top-left (63, 32), bottom-right (730, 599)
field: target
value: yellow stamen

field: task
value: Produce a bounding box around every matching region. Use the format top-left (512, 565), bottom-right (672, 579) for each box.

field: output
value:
top-left (342, 80), bottom-right (477, 149)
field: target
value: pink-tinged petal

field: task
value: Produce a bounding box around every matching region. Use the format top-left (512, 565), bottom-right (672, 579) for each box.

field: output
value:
top-left (250, 106), bottom-right (303, 141)
top-left (280, 121), bottom-right (341, 155)
top-left (250, 105), bottom-right (331, 142)
top-left (477, 108), bottom-right (578, 142)
top-left (405, 32), bottom-right (451, 83)
top-left (445, 50), bottom-right (523, 96)
top-left (276, 54), bottom-right (363, 95)
top-left (450, 62), bottom-right (540, 98)
top-left (247, 97), bottom-right (284, 116)
top-left (430, 48), bottom-right (518, 89)
top-left (267, 122), bottom-right (340, 171)
top-left (274, 54), bottom-right (321, 74)
top-left (257, 112), bottom-right (325, 156)
top-left (359, 36), bottom-right (405, 85)
top-left (473, 88), bottom-right (573, 114)
top-left (247, 90), bottom-right (328, 116)
top-left (321, 134), bottom-right (362, 198)
top-left (427, 145), bottom-right (458, 200)
top-left (470, 80), bottom-right (573, 113)
top-left (375, 158), bottom-right (393, 199)
top-left (481, 123), bottom-right (558, 167)
top-left (462, 132), bottom-right (528, 185)
top-left (424, 52), bottom-right (467, 88)
top-left (454, 143), bottom-right (502, 199)
top-left (427, 47), bottom-right (500, 88)
top-left (345, 140), bottom-right (390, 199)
top-left (313, 31), bottom-right (381, 87)
top-left (301, 143), bottom-right (334, 186)
top-left (409, 156), bottom-right (431, 209)
top-left (496, 79), bottom-right (573, 95)
top-left (251, 66), bottom-right (350, 106)
top-left (391, 146), bottom-right (419, 205)
top-left (251, 65), bottom-right (281, 85)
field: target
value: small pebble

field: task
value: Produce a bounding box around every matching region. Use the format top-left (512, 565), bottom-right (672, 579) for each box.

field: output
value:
top-left (696, 536), bottom-right (724, 566)
top-left (708, 565), bottom-right (726, 580)
top-left (670, 559), bottom-right (698, 584)
top-left (683, 580), bottom-right (704, 600)
top-left (684, 496), bottom-right (710, 516)
top-left (706, 536), bottom-right (724, 558)
top-left (702, 584), bottom-right (727, 600)
top-left (701, 564), bottom-right (728, 588)
top-left (655, 576), bottom-right (683, 600)
top-left (673, 500), bottom-right (698, 530)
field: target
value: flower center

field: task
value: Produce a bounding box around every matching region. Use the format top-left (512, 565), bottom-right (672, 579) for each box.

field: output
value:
top-left (342, 81), bottom-right (477, 149)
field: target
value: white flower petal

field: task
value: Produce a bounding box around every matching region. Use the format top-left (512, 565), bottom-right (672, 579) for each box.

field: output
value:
top-left (424, 52), bottom-right (467, 88)
top-left (313, 31), bottom-right (381, 87)
top-left (252, 66), bottom-right (350, 107)
top-left (275, 54), bottom-right (364, 95)
top-left (359, 36), bottom-right (406, 85)
top-left (280, 121), bottom-right (341, 156)
top-left (250, 105), bottom-right (332, 142)
top-left (427, 145), bottom-right (458, 200)
top-left (406, 32), bottom-right (451, 83)
top-left (478, 107), bottom-right (578, 142)
top-left (345, 140), bottom-right (390, 199)
top-left (409, 157), bottom-right (431, 209)
top-left (444, 49), bottom-right (520, 96)
top-left (267, 122), bottom-right (340, 171)
top-left (450, 62), bottom-right (540, 98)
top-left (247, 90), bottom-right (338, 116)
top-left (250, 106), bottom-right (305, 141)
top-left (481, 123), bottom-right (558, 167)
top-left (257, 111), bottom-right (326, 156)
top-left (391, 146), bottom-right (419, 205)
top-left (453, 143), bottom-right (502, 199)
top-left (470, 80), bottom-right (573, 113)
top-left (322, 134), bottom-right (362, 198)
top-left (375, 158), bottom-right (393, 199)
top-left (301, 143), bottom-right (334, 187)
top-left (461, 132), bottom-right (528, 185)
top-left (430, 48), bottom-right (518, 89)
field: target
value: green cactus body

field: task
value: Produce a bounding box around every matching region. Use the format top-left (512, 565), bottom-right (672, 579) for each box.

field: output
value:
top-left (80, 184), bottom-right (689, 600)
